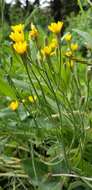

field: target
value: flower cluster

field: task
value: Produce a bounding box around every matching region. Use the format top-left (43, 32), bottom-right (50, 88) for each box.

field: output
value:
top-left (9, 21), bottom-right (63, 56)
top-left (9, 21), bottom-right (78, 69)
top-left (64, 32), bottom-right (78, 67)
top-left (9, 24), bottom-right (27, 54)
top-left (41, 21), bottom-right (63, 58)
top-left (64, 32), bottom-right (78, 54)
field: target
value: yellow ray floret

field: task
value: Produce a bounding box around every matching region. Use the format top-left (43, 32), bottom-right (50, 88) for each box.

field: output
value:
top-left (9, 100), bottom-right (19, 111)
top-left (9, 31), bottom-right (24, 42)
top-left (41, 46), bottom-right (53, 56)
top-left (13, 41), bottom-right (27, 54)
top-left (11, 24), bottom-right (24, 32)
top-left (48, 21), bottom-right (63, 34)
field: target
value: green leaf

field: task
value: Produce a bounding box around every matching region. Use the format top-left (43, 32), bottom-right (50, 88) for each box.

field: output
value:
top-left (0, 108), bottom-right (15, 118)
top-left (12, 78), bottom-right (30, 89)
top-left (38, 182), bottom-right (61, 190)
top-left (46, 96), bottom-right (59, 113)
top-left (22, 158), bottom-right (48, 178)
top-left (73, 29), bottom-right (92, 49)
top-left (68, 180), bottom-right (88, 190)
top-left (0, 77), bottom-right (16, 99)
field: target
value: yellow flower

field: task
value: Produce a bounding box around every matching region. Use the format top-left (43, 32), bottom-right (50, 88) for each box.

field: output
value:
top-left (65, 50), bottom-right (72, 57)
top-left (49, 38), bottom-right (58, 49)
top-left (9, 100), bottom-right (19, 111)
top-left (48, 21), bottom-right (63, 34)
top-left (64, 32), bottom-right (72, 41)
top-left (9, 31), bottom-right (24, 42)
top-left (29, 23), bottom-right (38, 39)
top-left (66, 60), bottom-right (73, 68)
top-left (13, 41), bottom-right (27, 54)
top-left (11, 24), bottom-right (24, 32)
top-left (41, 39), bottom-right (58, 57)
top-left (41, 46), bottom-right (52, 56)
top-left (28, 95), bottom-right (37, 103)
top-left (71, 43), bottom-right (78, 51)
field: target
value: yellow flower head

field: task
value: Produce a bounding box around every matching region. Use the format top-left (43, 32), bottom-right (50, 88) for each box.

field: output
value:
top-left (64, 32), bottom-right (72, 42)
top-left (11, 24), bottom-right (24, 32)
top-left (13, 41), bottom-right (27, 54)
top-left (9, 100), bottom-right (19, 111)
top-left (28, 95), bottom-right (37, 103)
top-left (29, 23), bottom-right (38, 39)
top-left (66, 60), bottom-right (73, 68)
top-left (9, 31), bottom-right (24, 42)
top-left (71, 43), bottom-right (78, 51)
top-left (41, 45), bottom-right (52, 57)
top-left (48, 21), bottom-right (63, 34)
top-left (65, 50), bottom-right (72, 57)
top-left (49, 38), bottom-right (58, 49)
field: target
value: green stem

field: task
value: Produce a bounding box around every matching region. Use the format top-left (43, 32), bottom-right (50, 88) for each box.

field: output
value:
top-left (41, 63), bottom-right (70, 172)
top-left (30, 142), bottom-right (38, 189)
top-left (77, 0), bottom-right (84, 13)
top-left (23, 59), bottom-right (40, 103)
top-left (58, 39), bottom-right (62, 87)
top-left (26, 55), bottom-right (53, 118)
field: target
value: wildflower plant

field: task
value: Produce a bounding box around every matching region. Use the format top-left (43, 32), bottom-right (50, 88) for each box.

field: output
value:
top-left (0, 20), bottom-right (92, 189)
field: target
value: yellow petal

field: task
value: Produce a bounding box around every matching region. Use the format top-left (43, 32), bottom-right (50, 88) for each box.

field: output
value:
top-left (13, 41), bottom-right (27, 54)
top-left (48, 21), bottom-right (63, 34)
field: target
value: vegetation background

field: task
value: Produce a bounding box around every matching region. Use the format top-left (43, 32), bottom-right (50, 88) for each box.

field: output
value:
top-left (1, 0), bottom-right (92, 189)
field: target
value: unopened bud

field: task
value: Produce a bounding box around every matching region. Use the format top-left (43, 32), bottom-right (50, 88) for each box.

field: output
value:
top-left (87, 66), bottom-right (92, 82)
